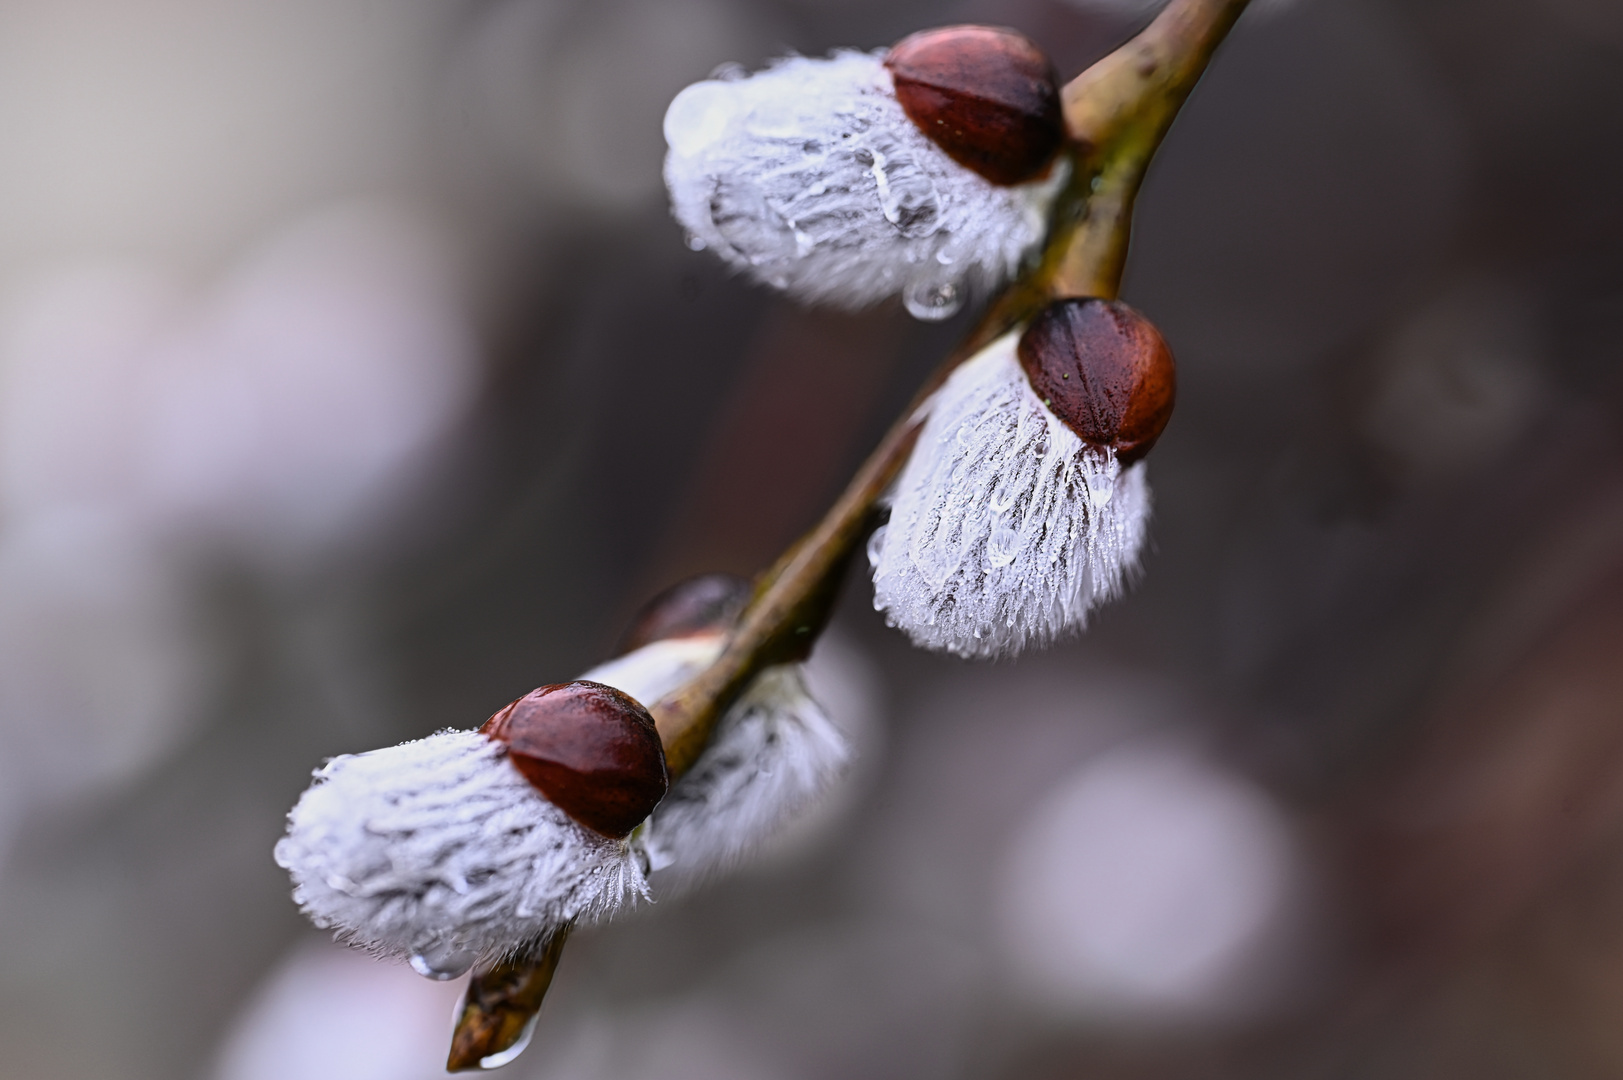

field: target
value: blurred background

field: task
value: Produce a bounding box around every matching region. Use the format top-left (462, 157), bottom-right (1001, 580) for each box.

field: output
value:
top-left (2, 0), bottom-right (1623, 1077)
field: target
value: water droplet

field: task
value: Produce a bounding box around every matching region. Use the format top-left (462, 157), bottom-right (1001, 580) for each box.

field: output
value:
top-left (409, 943), bottom-right (478, 981)
top-left (989, 476), bottom-right (1020, 513)
top-left (478, 1013), bottom-right (540, 1070)
top-left (664, 81), bottom-right (737, 156)
top-left (685, 233), bottom-right (707, 251)
top-left (866, 523), bottom-right (889, 569)
top-left (861, 143), bottom-right (942, 239)
top-left (272, 837), bottom-right (294, 868)
top-left (1085, 469), bottom-right (1115, 508)
top-left (904, 280), bottom-right (962, 321)
top-left (987, 517), bottom-right (1019, 567)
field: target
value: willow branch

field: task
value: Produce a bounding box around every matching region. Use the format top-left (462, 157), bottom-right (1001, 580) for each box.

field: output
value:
top-left (1050, 0), bottom-right (1248, 299)
top-left (653, 0), bottom-right (1250, 776)
top-left (446, 929), bottom-right (570, 1071)
top-left (448, 0), bottom-right (1249, 1067)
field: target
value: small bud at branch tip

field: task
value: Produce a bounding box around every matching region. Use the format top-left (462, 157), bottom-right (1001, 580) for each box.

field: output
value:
top-left (616, 572), bottom-right (751, 655)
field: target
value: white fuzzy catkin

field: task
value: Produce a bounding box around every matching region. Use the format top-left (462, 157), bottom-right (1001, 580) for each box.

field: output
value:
top-left (581, 637), bottom-right (851, 886)
top-left (638, 665), bottom-right (849, 886)
top-left (663, 50), bottom-right (1062, 321)
top-left (275, 730), bottom-right (645, 976)
top-left (579, 634), bottom-right (724, 705)
top-left (277, 635), bottom-right (851, 974)
top-left (870, 332), bottom-right (1151, 658)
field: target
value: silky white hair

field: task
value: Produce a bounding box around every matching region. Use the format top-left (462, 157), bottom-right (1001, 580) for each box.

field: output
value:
top-left (275, 730), bottom-right (645, 977)
top-left (663, 50), bottom-right (1061, 321)
top-left (580, 637), bottom-right (851, 888)
top-left (276, 635), bottom-right (852, 976)
top-left (638, 664), bottom-right (849, 888)
top-left (870, 331), bottom-right (1151, 658)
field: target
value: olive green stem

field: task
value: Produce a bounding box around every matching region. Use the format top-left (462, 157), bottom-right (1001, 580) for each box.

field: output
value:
top-left (448, 0), bottom-right (1250, 1067)
top-left (1051, 0), bottom-right (1250, 300)
top-left (1062, 0), bottom-right (1250, 150)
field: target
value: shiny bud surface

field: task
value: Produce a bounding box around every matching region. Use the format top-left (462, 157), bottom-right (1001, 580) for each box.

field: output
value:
top-left (885, 25), bottom-right (1065, 186)
top-left (1017, 298), bottom-right (1176, 463)
top-left (482, 682), bottom-right (668, 839)
top-left (616, 572), bottom-right (751, 655)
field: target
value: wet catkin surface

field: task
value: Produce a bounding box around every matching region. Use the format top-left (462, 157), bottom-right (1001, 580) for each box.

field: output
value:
top-left (4, 1), bottom-right (1623, 1078)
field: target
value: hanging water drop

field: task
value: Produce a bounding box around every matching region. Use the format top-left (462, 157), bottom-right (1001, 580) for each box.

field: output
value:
top-left (866, 523), bottom-right (889, 569)
top-left (989, 475), bottom-right (1021, 514)
top-left (478, 1013), bottom-right (540, 1070)
top-left (1085, 468), bottom-right (1115, 509)
top-left (987, 517), bottom-right (1019, 567)
top-left (409, 942), bottom-right (478, 981)
top-left (904, 279), bottom-right (962, 321)
top-left (663, 80), bottom-right (738, 157)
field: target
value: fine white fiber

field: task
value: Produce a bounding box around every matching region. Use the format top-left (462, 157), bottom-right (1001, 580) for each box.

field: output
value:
top-left (663, 50), bottom-right (1062, 321)
top-left (638, 665), bottom-right (849, 887)
top-left (870, 331), bottom-right (1151, 658)
top-left (580, 638), bottom-right (851, 888)
top-left (580, 633), bottom-right (724, 706)
top-left (275, 730), bottom-right (645, 978)
top-left (278, 634), bottom-right (854, 974)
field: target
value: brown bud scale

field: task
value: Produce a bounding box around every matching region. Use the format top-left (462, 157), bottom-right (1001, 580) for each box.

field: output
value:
top-left (616, 572), bottom-right (751, 656)
top-left (885, 25), bottom-right (1065, 187)
top-left (482, 681), bottom-right (668, 839)
top-left (1017, 298), bottom-right (1176, 464)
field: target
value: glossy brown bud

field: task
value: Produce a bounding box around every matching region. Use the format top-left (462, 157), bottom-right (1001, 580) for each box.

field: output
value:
top-left (482, 681), bottom-right (668, 839)
top-left (885, 25), bottom-right (1065, 186)
top-left (616, 573), bottom-right (751, 655)
top-left (1017, 298), bottom-right (1176, 464)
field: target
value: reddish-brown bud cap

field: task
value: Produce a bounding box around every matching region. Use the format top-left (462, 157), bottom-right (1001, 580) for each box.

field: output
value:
top-left (885, 25), bottom-right (1064, 186)
top-left (616, 573), bottom-right (751, 656)
top-left (1017, 298), bottom-right (1176, 464)
top-left (482, 681), bottom-right (668, 839)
